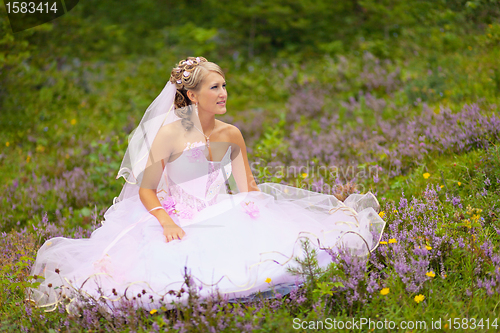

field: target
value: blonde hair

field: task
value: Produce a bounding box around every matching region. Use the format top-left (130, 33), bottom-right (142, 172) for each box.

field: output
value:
top-left (170, 57), bottom-right (225, 109)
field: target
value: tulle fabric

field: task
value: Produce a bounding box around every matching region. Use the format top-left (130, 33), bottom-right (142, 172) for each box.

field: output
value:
top-left (29, 148), bottom-right (385, 312)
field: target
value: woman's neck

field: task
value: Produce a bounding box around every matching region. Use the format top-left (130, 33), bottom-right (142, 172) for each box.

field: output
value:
top-left (197, 111), bottom-right (216, 136)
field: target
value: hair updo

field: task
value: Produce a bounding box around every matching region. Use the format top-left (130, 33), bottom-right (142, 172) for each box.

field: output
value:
top-left (169, 57), bottom-right (225, 131)
top-left (170, 56), bottom-right (225, 109)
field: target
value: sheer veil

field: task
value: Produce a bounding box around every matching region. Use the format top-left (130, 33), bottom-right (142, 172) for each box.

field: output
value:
top-left (115, 81), bottom-right (176, 203)
top-left (114, 80), bottom-right (236, 206)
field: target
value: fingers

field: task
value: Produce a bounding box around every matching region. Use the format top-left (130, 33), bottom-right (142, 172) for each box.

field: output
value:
top-left (174, 231), bottom-right (185, 240)
top-left (178, 230), bottom-right (185, 239)
top-left (165, 230), bottom-right (185, 243)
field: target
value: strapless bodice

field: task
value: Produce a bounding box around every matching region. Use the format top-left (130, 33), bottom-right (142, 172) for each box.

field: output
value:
top-left (156, 143), bottom-right (232, 216)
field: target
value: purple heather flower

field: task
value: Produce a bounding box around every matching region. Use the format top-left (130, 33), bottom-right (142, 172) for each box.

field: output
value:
top-left (458, 238), bottom-right (465, 249)
top-left (399, 195), bottom-right (408, 209)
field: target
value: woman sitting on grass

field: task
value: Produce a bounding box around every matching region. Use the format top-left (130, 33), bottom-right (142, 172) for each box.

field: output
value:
top-left (29, 56), bottom-right (386, 311)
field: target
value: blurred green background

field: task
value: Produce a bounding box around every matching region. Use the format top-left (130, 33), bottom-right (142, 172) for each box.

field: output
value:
top-left (1, 0), bottom-right (499, 230)
top-left (2, 2), bottom-right (500, 331)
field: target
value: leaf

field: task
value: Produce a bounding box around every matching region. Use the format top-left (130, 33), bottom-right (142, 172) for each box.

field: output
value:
top-left (79, 207), bottom-right (92, 217)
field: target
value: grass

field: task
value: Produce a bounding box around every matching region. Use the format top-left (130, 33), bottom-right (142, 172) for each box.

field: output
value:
top-left (1, 12), bottom-right (500, 332)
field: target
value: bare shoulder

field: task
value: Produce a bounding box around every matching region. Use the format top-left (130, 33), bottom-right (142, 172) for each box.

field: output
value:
top-left (216, 120), bottom-right (244, 144)
top-left (157, 120), bottom-right (183, 139)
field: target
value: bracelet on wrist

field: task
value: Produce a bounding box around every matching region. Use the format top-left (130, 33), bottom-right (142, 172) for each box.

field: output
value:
top-left (148, 206), bottom-right (166, 214)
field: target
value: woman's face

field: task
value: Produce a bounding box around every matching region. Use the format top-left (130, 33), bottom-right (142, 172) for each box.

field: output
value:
top-left (190, 72), bottom-right (227, 115)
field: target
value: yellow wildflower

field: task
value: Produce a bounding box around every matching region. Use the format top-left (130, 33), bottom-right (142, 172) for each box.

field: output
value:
top-left (26, 155), bottom-right (31, 163)
top-left (440, 185), bottom-right (444, 188)
top-left (414, 294), bottom-right (425, 303)
top-left (393, 209), bottom-right (398, 214)
top-left (423, 173), bottom-right (430, 179)
top-left (380, 241), bottom-right (388, 245)
top-left (301, 173), bottom-right (308, 178)
top-left (150, 309), bottom-right (157, 315)
top-left (5, 142), bottom-right (9, 147)
top-left (265, 277), bottom-right (272, 283)
top-left (388, 238), bottom-right (397, 244)
top-left (426, 271), bottom-right (436, 278)
top-left (378, 211), bottom-right (385, 218)
top-left (458, 182), bottom-right (461, 186)
top-left (380, 288), bottom-right (390, 295)
top-left (425, 245), bottom-right (432, 250)
top-left (71, 118), bottom-right (77, 125)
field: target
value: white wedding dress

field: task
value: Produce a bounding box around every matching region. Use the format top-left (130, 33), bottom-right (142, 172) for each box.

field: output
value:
top-left (29, 143), bottom-right (385, 312)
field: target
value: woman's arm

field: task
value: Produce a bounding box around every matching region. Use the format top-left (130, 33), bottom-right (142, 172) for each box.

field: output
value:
top-left (139, 187), bottom-right (185, 242)
top-left (228, 125), bottom-right (260, 192)
top-left (139, 125), bottom-right (185, 242)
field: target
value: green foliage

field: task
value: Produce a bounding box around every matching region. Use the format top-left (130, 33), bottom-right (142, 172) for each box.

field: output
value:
top-left (1, 0), bottom-right (500, 331)
top-left (0, 256), bottom-right (41, 300)
top-left (287, 239), bottom-right (324, 290)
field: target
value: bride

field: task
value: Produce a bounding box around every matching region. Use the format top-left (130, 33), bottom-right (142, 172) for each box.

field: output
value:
top-left (29, 57), bottom-right (386, 312)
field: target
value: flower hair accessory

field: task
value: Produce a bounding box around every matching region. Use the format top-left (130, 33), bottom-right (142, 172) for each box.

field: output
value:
top-left (241, 201), bottom-right (259, 219)
top-left (170, 56), bottom-right (207, 89)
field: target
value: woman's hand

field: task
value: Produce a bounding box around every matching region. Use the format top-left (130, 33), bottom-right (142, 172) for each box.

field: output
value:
top-left (162, 221), bottom-right (186, 242)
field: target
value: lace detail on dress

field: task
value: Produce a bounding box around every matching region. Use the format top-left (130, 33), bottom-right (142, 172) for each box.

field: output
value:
top-left (167, 176), bottom-right (215, 216)
top-left (158, 144), bottom-right (232, 218)
top-left (184, 141), bottom-right (205, 150)
top-left (184, 141), bottom-right (206, 163)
